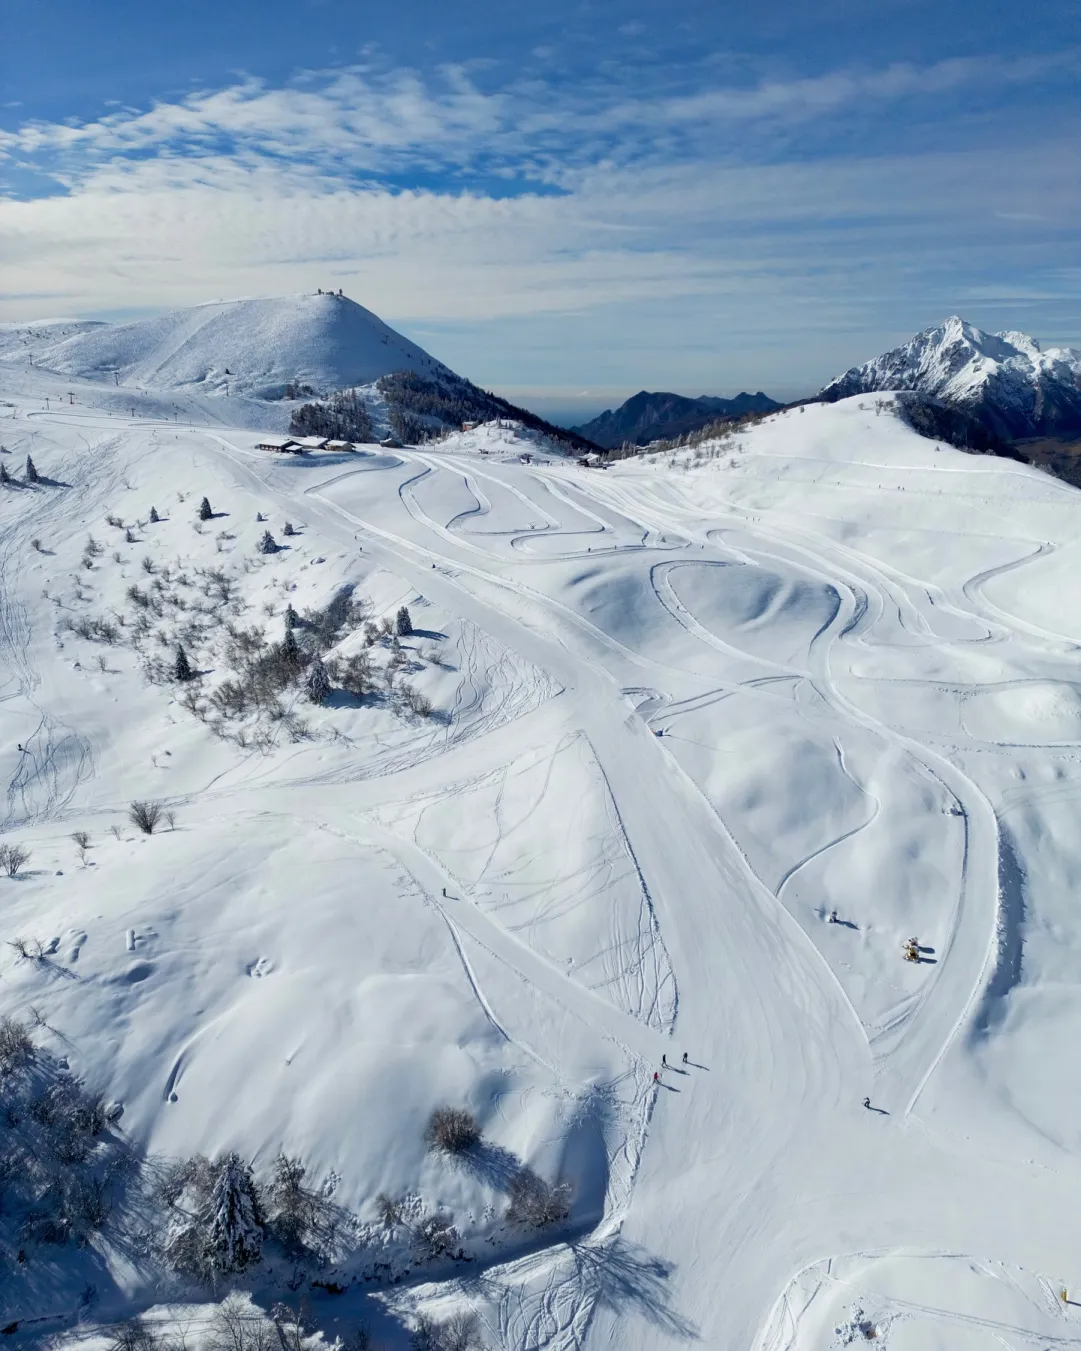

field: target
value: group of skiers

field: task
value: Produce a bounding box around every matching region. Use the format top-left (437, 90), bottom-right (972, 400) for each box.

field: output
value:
top-left (653, 1051), bottom-right (690, 1083)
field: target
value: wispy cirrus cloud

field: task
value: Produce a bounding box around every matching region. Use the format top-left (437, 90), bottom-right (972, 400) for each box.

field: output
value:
top-left (2, 49), bottom-right (1077, 192)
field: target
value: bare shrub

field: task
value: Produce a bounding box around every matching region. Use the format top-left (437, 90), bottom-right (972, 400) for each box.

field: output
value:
top-left (271, 1299), bottom-right (314, 1351)
top-left (411, 1312), bottom-right (484, 1351)
top-left (266, 1152), bottom-right (313, 1251)
top-left (211, 1294), bottom-right (275, 1351)
top-left (106, 1318), bottom-right (159, 1351)
top-left (0, 1016), bottom-right (33, 1071)
top-left (129, 800), bottom-right (163, 834)
top-left (72, 830), bottom-right (90, 850)
top-left (400, 683), bottom-right (433, 718)
top-left (304, 587), bottom-right (355, 650)
top-left (375, 1191), bottom-right (402, 1227)
top-left (0, 842), bottom-right (30, 876)
top-left (425, 1107), bottom-right (481, 1155)
top-left (413, 1212), bottom-right (460, 1261)
top-left (8, 936), bottom-right (45, 960)
top-left (504, 1169), bottom-right (572, 1229)
top-left (330, 650), bottom-right (372, 698)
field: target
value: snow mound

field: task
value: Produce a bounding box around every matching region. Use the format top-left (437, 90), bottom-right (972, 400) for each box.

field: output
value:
top-left (8, 293), bottom-right (452, 398)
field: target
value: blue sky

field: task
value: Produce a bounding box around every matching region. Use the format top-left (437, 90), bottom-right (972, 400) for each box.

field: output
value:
top-left (1, 0), bottom-right (1078, 420)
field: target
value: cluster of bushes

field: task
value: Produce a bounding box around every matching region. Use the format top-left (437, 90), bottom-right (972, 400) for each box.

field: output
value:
top-left (424, 1106), bottom-right (571, 1231)
top-left (0, 1023), bottom-right (560, 1350)
top-left (155, 1148), bottom-right (344, 1281)
top-left (290, 390), bottom-right (373, 443)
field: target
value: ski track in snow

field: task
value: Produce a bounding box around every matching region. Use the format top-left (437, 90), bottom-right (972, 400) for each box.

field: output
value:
top-left (6, 391), bottom-right (1081, 1350)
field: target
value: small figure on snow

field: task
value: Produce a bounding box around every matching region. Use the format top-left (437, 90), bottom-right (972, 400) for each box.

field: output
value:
top-left (828, 909), bottom-right (838, 924)
top-left (681, 1052), bottom-right (688, 1065)
top-left (653, 1071), bottom-right (659, 1084)
top-left (862, 1097), bottom-right (871, 1110)
top-left (661, 1053), bottom-right (667, 1068)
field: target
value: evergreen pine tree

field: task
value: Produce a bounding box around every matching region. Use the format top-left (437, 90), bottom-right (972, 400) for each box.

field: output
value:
top-left (25, 455), bottom-right (38, 484)
top-left (284, 603), bottom-right (299, 629)
top-left (0, 462), bottom-right (9, 484)
top-left (282, 625), bottom-right (300, 662)
top-left (306, 658), bottom-right (330, 704)
top-left (258, 530), bottom-right (277, 555)
top-left (396, 605), bottom-right (413, 637)
top-left (283, 521), bottom-right (295, 537)
top-left (198, 496), bottom-right (212, 521)
top-left (203, 1152), bottom-right (263, 1273)
top-left (149, 506), bottom-right (160, 523)
top-left (174, 644), bottom-right (193, 682)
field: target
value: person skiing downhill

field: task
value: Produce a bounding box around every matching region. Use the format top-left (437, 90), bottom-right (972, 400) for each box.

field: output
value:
top-left (653, 1071), bottom-right (659, 1084)
top-left (661, 1053), bottom-right (667, 1068)
top-left (682, 1052), bottom-right (688, 1065)
top-left (863, 1097), bottom-right (871, 1110)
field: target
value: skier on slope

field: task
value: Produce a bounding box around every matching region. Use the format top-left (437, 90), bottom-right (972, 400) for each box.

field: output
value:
top-left (661, 1053), bottom-right (667, 1068)
top-left (863, 1097), bottom-right (871, 1110)
top-left (653, 1071), bottom-right (659, 1084)
top-left (682, 1052), bottom-right (688, 1065)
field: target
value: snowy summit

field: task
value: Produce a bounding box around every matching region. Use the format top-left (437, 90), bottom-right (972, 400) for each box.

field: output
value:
top-left (0, 293), bottom-right (453, 400)
top-left (820, 315), bottom-right (1081, 439)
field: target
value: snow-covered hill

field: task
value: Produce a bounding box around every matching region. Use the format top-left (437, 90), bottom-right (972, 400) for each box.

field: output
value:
top-left (820, 316), bottom-right (1081, 438)
top-left (4, 373), bottom-right (1081, 1351)
top-left (2, 294), bottom-right (452, 399)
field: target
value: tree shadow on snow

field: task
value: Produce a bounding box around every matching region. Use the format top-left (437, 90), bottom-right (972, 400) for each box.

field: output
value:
top-left (460, 1140), bottom-right (523, 1192)
top-left (571, 1237), bottom-right (698, 1340)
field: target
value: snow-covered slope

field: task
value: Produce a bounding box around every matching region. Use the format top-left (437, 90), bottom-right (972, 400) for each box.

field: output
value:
top-left (6, 374), bottom-right (1081, 1351)
top-left (5, 293), bottom-right (452, 398)
top-left (820, 316), bottom-right (1081, 438)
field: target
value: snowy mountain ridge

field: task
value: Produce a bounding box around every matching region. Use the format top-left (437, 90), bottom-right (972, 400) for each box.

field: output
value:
top-left (819, 315), bottom-right (1081, 439)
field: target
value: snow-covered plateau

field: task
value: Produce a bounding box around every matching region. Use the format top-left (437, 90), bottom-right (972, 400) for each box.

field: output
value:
top-left (2, 351), bottom-right (1081, 1351)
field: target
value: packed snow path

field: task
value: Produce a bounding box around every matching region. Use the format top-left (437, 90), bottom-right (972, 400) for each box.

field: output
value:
top-left (3, 388), bottom-right (1081, 1349)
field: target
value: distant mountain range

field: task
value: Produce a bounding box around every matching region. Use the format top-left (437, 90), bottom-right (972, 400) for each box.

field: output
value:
top-left (573, 390), bottom-right (780, 449)
top-left (819, 317), bottom-right (1081, 441)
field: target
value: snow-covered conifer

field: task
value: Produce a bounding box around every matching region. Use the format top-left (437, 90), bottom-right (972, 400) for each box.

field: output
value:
top-left (258, 530), bottom-right (277, 555)
top-left (305, 658), bottom-right (330, 704)
top-left (203, 1152), bottom-right (263, 1273)
top-left (174, 645), bottom-right (193, 682)
top-left (25, 455), bottom-right (39, 484)
top-left (284, 603), bottom-right (299, 629)
top-left (149, 506), bottom-right (160, 523)
top-left (396, 605), bottom-right (412, 637)
top-left (198, 496), bottom-right (212, 521)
